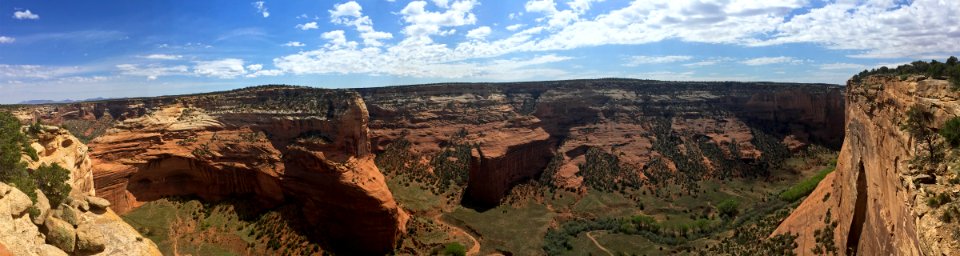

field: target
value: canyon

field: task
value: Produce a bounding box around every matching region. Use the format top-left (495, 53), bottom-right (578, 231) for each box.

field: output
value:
top-left (9, 76), bottom-right (956, 255)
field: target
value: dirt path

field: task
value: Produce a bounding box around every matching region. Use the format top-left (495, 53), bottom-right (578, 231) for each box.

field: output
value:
top-left (434, 216), bottom-right (480, 256)
top-left (586, 231), bottom-right (613, 256)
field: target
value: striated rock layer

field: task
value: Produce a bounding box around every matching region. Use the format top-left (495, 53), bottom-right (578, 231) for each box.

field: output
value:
top-left (358, 79), bottom-right (845, 206)
top-left (775, 75), bottom-right (960, 255)
top-left (15, 86), bottom-right (407, 254)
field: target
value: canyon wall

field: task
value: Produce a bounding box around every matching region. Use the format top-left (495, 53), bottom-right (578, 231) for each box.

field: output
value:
top-left (14, 86), bottom-right (407, 254)
top-left (775, 75), bottom-right (960, 255)
top-left (358, 79), bottom-right (846, 206)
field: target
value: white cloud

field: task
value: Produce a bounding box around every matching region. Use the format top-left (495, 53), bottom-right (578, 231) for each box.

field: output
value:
top-left (116, 64), bottom-right (189, 80)
top-left (624, 55), bottom-right (693, 66)
top-left (284, 41), bottom-right (305, 47)
top-left (246, 64), bottom-right (263, 72)
top-left (143, 54), bottom-right (183, 60)
top-left (13, 10), bottom-right (39, 20)
top-left (567, 0), bottom-right (604, 14)
top-left (296, 22), bottom-right (319, 30)
top-left (684, 61), bottom-right (718, 67)
top-left (466, 26), bottom-right (491, 40)
top-left (330, 1), bottom-right (363, 20)
top-left (193, 59), bottom-right (247, 79)
top-left (753, 0), bottom-right (960, 58)
top-left (0, 36), bottom-right (14, 43)
top-left (0, 65), bottom-right (89, 80)
top-left (245, 69), bottom-right (283, 78)
top-left (741, 56), bottom-right (804, 66)
top-left (820, 62), bottom-right (866, 70)
top-left (329, 1), bottom-right (394, 46)
top-left (505, 24), bottom-right (524, 31)
top-left (252, 1), bottom-right (270, 18)
top-left (399, 0), bottom-right (478, 38)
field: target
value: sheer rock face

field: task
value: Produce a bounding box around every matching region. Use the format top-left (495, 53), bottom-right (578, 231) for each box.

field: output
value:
top-left (16, 86), bottom-right (407, 254)
top-left (775, 76), bottom-right (959, 255)
top-left (358, 80), bottom-right (845, 206)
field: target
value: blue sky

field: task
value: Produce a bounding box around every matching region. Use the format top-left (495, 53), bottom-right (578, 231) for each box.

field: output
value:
top-left (0, 0), bottom-right (958, 103)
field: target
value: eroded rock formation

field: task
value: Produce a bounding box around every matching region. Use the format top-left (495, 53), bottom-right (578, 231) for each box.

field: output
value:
top-left (16, 86), bottom-right (408, 254)
top-left (358, 79), bottom-right (845, 206)
top-left (775, 75), bottom-right (960, 255)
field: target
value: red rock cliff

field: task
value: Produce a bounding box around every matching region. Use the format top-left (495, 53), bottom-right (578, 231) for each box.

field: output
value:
top-left (775, 75), bottom-right (960, 255)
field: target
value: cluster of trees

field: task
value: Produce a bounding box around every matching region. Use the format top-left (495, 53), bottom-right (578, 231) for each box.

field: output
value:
top-left (374, 129), bottom-right (474, 195)
top-left (811, 209), bottom-right (839, 255)
top-left (0, 112), bottom-right (72, 207)
top-left (852, 56), bottom-right (960, 88)
top-left (578, 147), bottom-right (642, 192)
top-left (693, 207), bottom-right (798, 255)
top-left (779, 166), bottom-right (836, 203)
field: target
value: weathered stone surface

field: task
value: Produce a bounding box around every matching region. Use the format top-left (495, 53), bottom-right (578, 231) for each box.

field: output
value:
top-left (68, 197), bottom-right (89, 212)
top-left (76, 223), bottom-right (106, 253)
top-left (32, 190), bottom-right (50, 225)
top-left (4, 185), bottom-right (32, 217)
top-left (57, 204), bottom-right (80, 227)
top-left (85, 196), bottom-right (110, 209)
top-left (775, 75), bottom-right (960, 255)
top-left (37, 244), bottom-right (67, 256)
top-left (914, 174), bottom-right (936, 185)
top-left (44, 217), bottom-right (75, 253)
top-left (22, 125), bottom-right (96, 198)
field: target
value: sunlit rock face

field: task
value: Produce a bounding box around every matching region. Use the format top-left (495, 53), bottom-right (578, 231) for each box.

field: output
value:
top-left (16, 86), bottom-right (408, 254)
top-left (775, 75), bottom-right (960, 255)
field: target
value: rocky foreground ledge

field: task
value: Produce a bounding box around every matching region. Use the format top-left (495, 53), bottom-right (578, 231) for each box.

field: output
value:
top-left (0, 182), bottom-right (161, 256)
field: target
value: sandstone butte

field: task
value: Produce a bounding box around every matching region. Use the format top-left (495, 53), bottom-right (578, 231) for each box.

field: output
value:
top-left (15, 86), bottom-right (408, 254)
top-left (774, 75), bottom-right (960, 255)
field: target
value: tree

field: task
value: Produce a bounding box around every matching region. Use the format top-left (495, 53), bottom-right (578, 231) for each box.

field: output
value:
top-left (901, 104), bottom-right (943, 172)
top-left (941, 117), bottom-right (960, 148)
top-left (0, 112), bottom-right (37, 201)
top-left (717, 199), bottom-right (740, 219)
top-left (34, 163), bottom-right (72, 206)
top-left (947, 56), bottom-right (958, 66)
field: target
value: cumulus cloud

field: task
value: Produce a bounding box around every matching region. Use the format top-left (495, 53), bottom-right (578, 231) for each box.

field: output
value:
top-left (505, 24), bottom-right (524, 31)
top-left (741, 56), bottom-right (804, 66)
top-left (753, 0), bottom-right (960, 58)
top-left (296, 22), bottom-right (319, 30)
top-left (13, 10), bottom-right (39, 20)
top-left (193, 59), bottom-right (246, 79)
top-left (284, 41), bottom-right (305, 47)
top-left (143, 54), bottom-right (183, 60)
top-left (252, 1), bottom-right (270, 18)
top-left (466, 26), bottom-right (491, 40)
top-left (624, 55), bottom-right (693, 66)
top-left (399, 0), bottom-right (478, 38)
top-left (0, 36), bottom-right (14, 43)
top-left (329, 1), bottom-right (394, 46)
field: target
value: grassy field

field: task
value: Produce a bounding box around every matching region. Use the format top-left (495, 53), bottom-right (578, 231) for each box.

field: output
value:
top-left (445, 201), bottom-right (555, 255)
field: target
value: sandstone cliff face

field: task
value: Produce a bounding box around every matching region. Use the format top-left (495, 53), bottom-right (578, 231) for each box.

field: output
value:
top-left (358, 79), bottom-right (845, 206)
top-left (775, 75), bottom-right (960, 255)
top-left (23, 126), bottom-right (96, 197)
top-left (17, 86), bottom-right (408, 254)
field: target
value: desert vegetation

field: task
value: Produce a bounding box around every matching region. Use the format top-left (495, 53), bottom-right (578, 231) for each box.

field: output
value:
top-left (852, 56), bottom-right (960, 88)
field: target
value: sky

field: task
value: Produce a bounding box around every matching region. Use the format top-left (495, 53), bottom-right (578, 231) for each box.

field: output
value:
top-left (0, 0), bottom-right (959, 103)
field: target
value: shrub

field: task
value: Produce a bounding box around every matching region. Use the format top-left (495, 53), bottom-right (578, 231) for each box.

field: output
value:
top-left (34, 163), bottom-right (72, 206)
top-left (442, 242), bottom-right (466, 256)
top-left (0, 112), bottom-right (37, 202)
top-left (941, 117), bottom-right (960, 148)
top-left (716, 199), bottom-right (740, 219)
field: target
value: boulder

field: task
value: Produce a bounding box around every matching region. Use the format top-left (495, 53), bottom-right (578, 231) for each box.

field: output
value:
top-left (68, 197), bottom-right (89, 212)
top-left (3, 185), bottom-right (32, 217)
top-left (57, 205), bottom-right (80, 227)
top-left (32, 190), bottom-right (50, 225)
top-left (75, 223), bottom-right (106, 253)
top-left (44, 217), bottom-right (76, 253)
top-left (0, 183), bottom-right (10, 197)
top-left (85, 196), bottom-right (110, 210)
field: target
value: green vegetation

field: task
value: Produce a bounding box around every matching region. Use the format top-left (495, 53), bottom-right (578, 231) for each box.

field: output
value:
top-left (442, 242), bottom-right (467, 256)
top-left (902, 104), bottom-right (944, 173)
top-left (579, 147), bottom-right (641, 192)
top-left (446, 202), bottom-right (554, 255)
top-left (34, 163), bottom-right (72, 206)
top-left (0, 112), bottom-right (38, 201)
top-left (812, 209), bottom-right (839, 255)
top-left (853, 56), bottom-right (960, 89)
top-left (941, 117), bottom-right (960, 148)
top-left (716, 199), bottom-right (739, 219)
top-left (780, 166), bottom-right (836, 202)
top-left (927, 192), bottom-right (952, 208)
